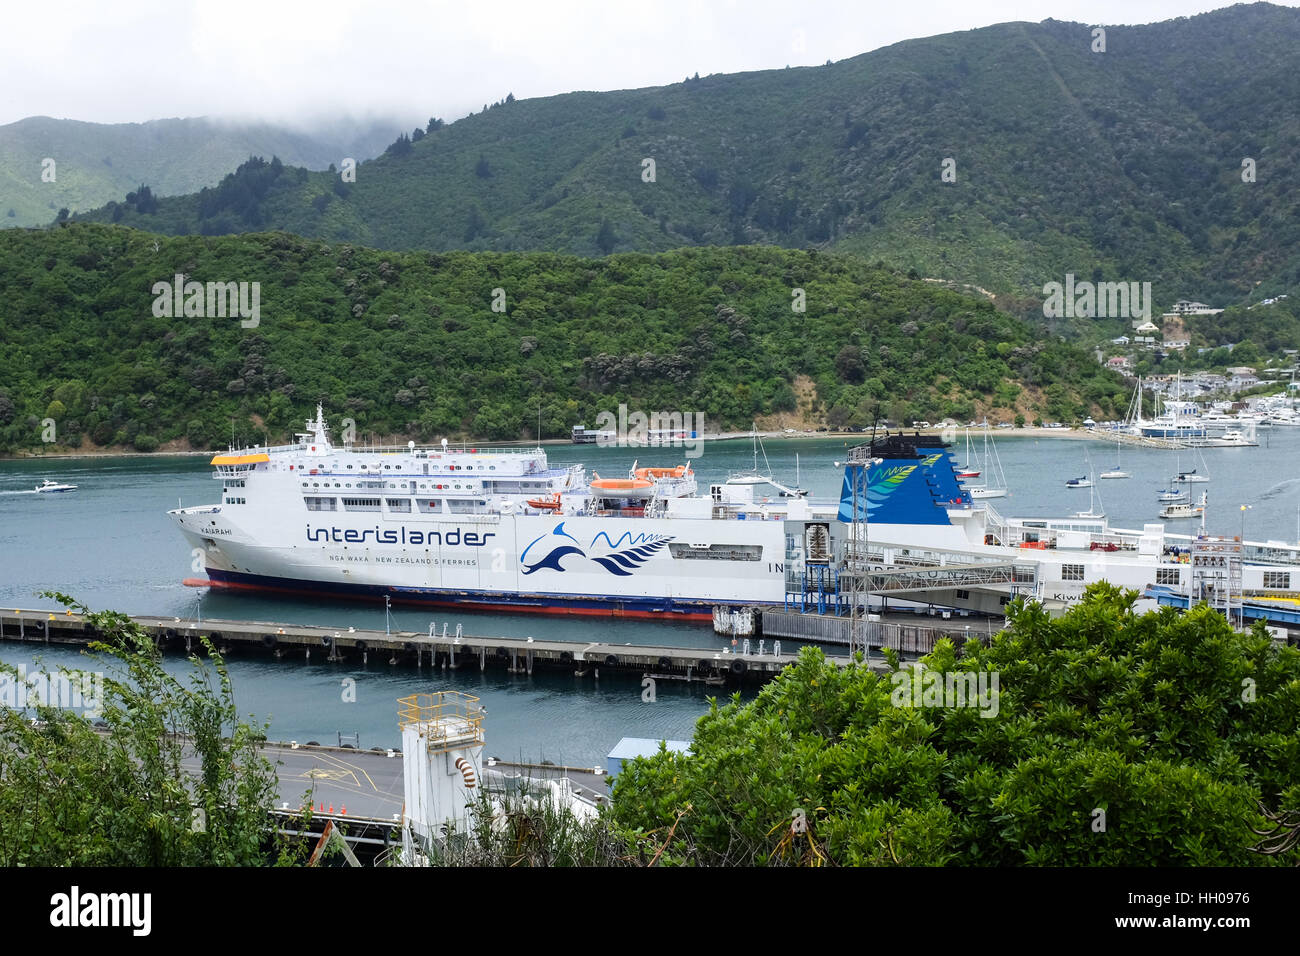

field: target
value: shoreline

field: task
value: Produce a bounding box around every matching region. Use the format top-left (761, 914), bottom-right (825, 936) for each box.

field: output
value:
top-left (2, 426), bottom-right (1107, 462)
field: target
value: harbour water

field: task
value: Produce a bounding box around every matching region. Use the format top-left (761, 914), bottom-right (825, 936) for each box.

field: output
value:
top-left (2, 430), bottom-right (1298, 759)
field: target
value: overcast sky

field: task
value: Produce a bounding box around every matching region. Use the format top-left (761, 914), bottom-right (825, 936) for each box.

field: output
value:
top-left (1, 0), bottom-right (1291, 129)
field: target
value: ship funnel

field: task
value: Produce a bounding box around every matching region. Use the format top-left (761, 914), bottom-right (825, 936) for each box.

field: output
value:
top-left (839, 432), bottom-right (968, 526)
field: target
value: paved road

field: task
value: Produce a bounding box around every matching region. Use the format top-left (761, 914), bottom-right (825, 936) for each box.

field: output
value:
top-left (237, 745), bottom-right (611, 822)
top-left (263, 743), bottom-right (407, 820)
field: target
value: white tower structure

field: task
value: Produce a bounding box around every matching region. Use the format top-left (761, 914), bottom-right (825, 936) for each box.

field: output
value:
top-left (398, 691), bottom-right (486, 861)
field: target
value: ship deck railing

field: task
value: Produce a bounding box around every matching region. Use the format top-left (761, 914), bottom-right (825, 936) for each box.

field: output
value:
top-left (351, 441), bottom-right (546, 456)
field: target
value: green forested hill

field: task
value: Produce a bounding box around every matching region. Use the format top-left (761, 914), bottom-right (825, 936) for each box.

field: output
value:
top-left (0, 115), bottom-right (400, 228)
top-left (72, 4), bottom-right (1300, 305)
top-left (0, 224), bottom-right (1123, 454)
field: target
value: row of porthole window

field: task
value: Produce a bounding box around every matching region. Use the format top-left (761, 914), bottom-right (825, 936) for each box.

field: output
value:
top-left (321, 463), bottom-right (499, 471)
top-left (301, 481), bottom-right (474, 490)
top-left (224, 497), bottom-right (247, 505)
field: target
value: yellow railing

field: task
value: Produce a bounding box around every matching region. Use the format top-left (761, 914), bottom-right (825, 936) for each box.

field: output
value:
top-left (396, 691), bottom-right (484, 751)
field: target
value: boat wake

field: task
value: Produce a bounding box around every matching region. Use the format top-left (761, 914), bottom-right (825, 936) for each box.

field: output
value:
top-left (1255, 477), bottom-right (1300, 501)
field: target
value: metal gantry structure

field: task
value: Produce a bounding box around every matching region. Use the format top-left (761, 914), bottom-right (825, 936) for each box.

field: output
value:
top-left (844, 444), bottom-right (877, 661)
top-left (1188, 534), bottom-right (1244, 628)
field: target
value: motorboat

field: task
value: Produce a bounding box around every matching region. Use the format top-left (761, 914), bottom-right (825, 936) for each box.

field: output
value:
top-left (34, 479), bottom-right (77, 493)
top-left (1160, 492), bottom-right (1207, 520)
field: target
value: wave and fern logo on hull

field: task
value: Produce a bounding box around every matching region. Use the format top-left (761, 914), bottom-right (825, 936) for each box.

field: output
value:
top-left (519, 522), bottom-right (586, 574)
top-left (866, 465), bottom-right (916, 513)
top-left (520, 523), bottom-right (673, 576)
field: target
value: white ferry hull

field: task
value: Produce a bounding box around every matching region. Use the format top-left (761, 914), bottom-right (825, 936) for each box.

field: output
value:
top-left (175, 512), bottom-right (787, 620)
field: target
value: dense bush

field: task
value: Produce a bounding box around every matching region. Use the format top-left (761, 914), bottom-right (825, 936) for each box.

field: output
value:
top-left (0, 224), bottom-right (1125, 452)
top-left (610, 585), bottom-right (1300, 865)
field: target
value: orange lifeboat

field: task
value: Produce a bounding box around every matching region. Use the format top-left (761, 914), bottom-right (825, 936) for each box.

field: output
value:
top-left (527, 493), bottom-right (562, 511)
top-left (634, 465), bottom-right (691, 480)
top-left (590, 472), bottom-right (654, 498)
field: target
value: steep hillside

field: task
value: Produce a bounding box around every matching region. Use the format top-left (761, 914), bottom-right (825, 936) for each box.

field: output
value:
top-left (72, 4), bottom-right (1300, 305)
top-left (0, 223), bottom-right (1125, 454)
top-left (0, 115), bottom-right (400, 227)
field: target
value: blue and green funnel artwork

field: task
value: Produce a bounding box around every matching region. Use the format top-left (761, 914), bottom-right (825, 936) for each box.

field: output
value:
top-left (838, 449), bottom-right (968, 525)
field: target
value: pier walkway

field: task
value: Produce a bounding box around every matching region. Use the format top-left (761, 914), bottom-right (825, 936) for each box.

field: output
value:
top-left (0, 607), bottom-right (879, 682)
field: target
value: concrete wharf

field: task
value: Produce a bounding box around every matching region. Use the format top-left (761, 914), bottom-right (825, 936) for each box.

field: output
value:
top-left (0, 607), bottom-right (880, 682)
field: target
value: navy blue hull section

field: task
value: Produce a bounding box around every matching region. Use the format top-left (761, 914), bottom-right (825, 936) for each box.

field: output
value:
top-left (200, 568), bottom-right (752, 620)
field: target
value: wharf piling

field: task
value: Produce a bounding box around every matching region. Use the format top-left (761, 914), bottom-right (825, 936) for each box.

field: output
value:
top-left (0, 608), bottom-right (872, 682)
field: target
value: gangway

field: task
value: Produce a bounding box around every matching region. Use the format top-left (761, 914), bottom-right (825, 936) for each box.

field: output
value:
top-left (841, 561), bottom-right (1037, 595)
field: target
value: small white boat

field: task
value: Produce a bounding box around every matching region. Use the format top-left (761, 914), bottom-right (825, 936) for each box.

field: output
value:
top-left (1099, 434), bottom-right (1130, 479)
top-left (956, 429), bottom-right (981, 479)
top-left (1160, 494), bottom-right (1206, 519)
top-left (1073, 466), bottom-right (1105, 518)
top-left (1065, 476), bottom-right (1091, 488)
top-left (1156, 488), bottom-right (1187, 502)
top-left (1175, 470), bottom-right (1209, 483)
top-left (34, 479), bottom-right (77, 493)
top-left (965, 427), bottom-right (1008, 498)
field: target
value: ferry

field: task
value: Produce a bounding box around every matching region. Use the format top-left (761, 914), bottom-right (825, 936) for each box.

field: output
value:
top-left (167, 409), bottom-right (1300, 620)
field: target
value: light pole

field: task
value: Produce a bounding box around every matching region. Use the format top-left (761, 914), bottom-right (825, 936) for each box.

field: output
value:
top-left (1240, 504), bottom-right (1251, 541)
top-left (384, 595), bottom-right (391, 638)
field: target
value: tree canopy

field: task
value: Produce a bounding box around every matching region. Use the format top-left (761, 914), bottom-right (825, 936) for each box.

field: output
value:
top-left (0, 224), bottom-right (1125, 454)
top-left (609, 585), bottom-right (1300, 865)
top-left (0, 595), bottom-right (287, 866)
